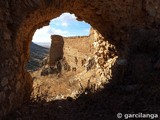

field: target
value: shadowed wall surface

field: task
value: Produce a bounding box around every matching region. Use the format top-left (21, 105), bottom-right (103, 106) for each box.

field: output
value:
top-left (1, 0), bottom-right (160, 118)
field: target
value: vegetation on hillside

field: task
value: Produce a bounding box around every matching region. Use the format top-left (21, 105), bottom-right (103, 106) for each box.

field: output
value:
top-left (26, 42), bottom-right (49, 71)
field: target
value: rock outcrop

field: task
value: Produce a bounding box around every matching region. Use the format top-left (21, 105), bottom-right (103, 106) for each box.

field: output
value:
top-left (92, 29), bottom-right (117, 83)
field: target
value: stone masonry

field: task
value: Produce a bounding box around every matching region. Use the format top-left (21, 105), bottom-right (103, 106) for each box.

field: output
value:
top-left (1, 0), bottom-right (160, 118)
top-left (49, 35), bottom-right (64, 67)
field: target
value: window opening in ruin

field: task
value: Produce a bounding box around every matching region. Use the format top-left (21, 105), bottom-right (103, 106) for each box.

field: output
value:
top-left (26, 13), bottom-right (100, 101)
top-left (26, 12), bottom-right (91, 72)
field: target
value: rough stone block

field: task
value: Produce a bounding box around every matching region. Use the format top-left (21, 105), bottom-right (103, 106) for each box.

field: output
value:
top-left (1, 78), bottom-right (8, 87)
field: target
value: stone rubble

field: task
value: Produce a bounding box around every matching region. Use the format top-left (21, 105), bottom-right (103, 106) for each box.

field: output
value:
top-left (92, 29), bottom-right (118, 83)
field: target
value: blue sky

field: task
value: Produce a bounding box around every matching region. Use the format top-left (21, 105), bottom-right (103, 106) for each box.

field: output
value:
top-left (32, 13), bottom-right (91, 43)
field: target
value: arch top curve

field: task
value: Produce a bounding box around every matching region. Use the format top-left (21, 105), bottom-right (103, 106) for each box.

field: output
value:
top-left (13, 0), bottom-right (151, 44)
top-left (8, 0), bottom-right (159, 63)
top-left (12, 0), bottom-right (108, 61)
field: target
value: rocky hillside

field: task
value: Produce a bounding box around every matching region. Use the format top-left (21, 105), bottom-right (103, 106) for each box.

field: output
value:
top-left (26, 42), bottom-right (49, 71)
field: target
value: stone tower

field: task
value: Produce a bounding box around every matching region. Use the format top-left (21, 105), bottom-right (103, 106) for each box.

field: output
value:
top-left (49, 35), bottom-right (64, 67)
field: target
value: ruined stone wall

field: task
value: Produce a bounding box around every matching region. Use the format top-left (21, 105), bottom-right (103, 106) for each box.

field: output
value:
top-left (63, 34), bottom-right (94, 72)
top-left (46, 29), bottom-right (94, 73)
top-left (1, 0), bottom-right (160, 118)
top-left (0, 1), bottom-right (33, 118)
top-left (91, 29), bottom-right (118, 83)
top-left (64, 36), bottom-right (94, 54)
top-left (48, 28), bottom-right (117, 84)
top-left (49, 35), bottom-right (64, 67)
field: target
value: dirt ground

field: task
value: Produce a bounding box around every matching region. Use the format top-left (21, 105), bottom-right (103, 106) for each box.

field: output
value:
top-left (30, 68), bottom-right (99, 102)
top-left (5, 69), bottom-right (160, 120)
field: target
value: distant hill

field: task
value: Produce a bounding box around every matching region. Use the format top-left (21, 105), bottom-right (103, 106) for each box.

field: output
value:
top-left (35, 42), bottom-right (51, 48)
top-left (26, 42), bottom-right (49, 71)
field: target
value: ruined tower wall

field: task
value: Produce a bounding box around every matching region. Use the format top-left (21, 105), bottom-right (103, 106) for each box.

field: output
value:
top-left (63, 33), bottom-right (94, 71)
top-left (49, 35), bottom-right (64, 67)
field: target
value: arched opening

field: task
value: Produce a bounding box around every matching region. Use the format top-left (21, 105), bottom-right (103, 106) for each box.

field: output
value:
top-left (26, 12), bottom-right (91, 71)
top-left (1, 1), bottom-right (119, 118)
top-left (5, 8), bottom-right (118, 118)
top-left (23, 12), bottom-right (117, 102)
top-left (13, 4), bottom-right (118, 111)
top-left (25, 13), bottom-right (88, 100)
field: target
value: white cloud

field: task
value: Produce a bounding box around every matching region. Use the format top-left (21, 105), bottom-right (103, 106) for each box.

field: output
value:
top-left (32, 25), bottom-right (71, 43)
top-left (32, 26), bottom-right (51, 43)
top-left (48, 27), bottom-right (69, 36)
top-left (61, 22), bottom-right (68, 27)
top-left (32, 13), bottom-right (91, 43)
top-left (51, 13), bottom-right (76, 22)
top-left (50, 13), bottom-right (76, 27)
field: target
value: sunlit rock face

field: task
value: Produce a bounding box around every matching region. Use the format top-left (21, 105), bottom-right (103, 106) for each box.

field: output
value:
top-left (49, 35), bottom-right (64, 67)
top-left (1, 0), bottom-right (160, 118)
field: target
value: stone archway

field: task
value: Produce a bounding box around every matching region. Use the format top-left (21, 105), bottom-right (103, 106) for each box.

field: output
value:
top-left (0, 0), bottom-right (160, 118)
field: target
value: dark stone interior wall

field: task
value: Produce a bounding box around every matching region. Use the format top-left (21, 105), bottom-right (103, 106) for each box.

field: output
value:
top-left (0, 0), bottom-right (160, 118)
